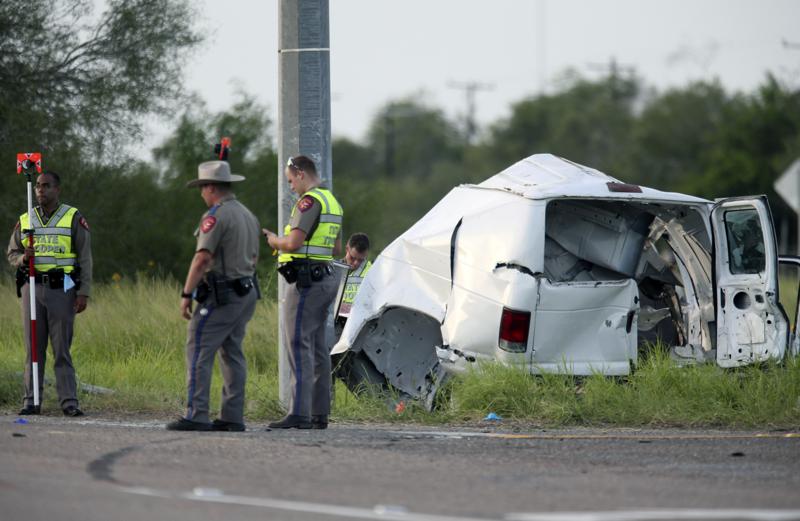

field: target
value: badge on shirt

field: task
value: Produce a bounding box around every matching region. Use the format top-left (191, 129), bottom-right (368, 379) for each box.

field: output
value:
top-left (201, 216), bottom-right (217, 233)
top-left (79, 216), bottom-right (90, 231)
top-left (297, 196), bottom-right (315, 213)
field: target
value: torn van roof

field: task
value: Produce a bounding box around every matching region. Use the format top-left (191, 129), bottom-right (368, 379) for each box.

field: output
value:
top-left (474, 154), bottom-right (711, 204)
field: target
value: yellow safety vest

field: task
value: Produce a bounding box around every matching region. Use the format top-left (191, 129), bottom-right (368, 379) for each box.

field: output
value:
top-left (19, 204), bottom-right (78, 273)
top-left (279, 188), bottom-right (343, 263)
top-left (341, 260), bottom-right (372, 306)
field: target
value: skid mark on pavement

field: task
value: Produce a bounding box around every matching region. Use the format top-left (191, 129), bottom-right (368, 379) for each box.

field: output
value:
top-left (86, 437), bottom-right (184, 485)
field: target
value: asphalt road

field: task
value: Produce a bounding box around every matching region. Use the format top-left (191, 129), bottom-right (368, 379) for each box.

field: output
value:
top-left (1, 414), bottom-right (799, 521)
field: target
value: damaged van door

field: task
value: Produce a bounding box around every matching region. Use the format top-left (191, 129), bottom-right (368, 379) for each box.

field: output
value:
top-left (711, 196), bottom-right (789, 366)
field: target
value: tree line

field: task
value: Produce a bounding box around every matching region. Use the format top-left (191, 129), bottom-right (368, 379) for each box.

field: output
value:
top-left (2, 1), bottom-right (800, 285)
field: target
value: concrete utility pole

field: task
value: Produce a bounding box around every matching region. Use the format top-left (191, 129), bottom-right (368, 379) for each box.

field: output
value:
top-left (277, 0), bottom-right (331, 407)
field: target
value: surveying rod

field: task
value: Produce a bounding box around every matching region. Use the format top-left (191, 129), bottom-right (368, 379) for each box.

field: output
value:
top-left (16, 153), bottom-right (42, 407)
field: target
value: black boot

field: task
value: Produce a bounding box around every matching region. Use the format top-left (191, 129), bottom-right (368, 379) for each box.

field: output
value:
top-left (267, 415), bottom-right (312, 429)
top-left (19, 404), bottom-right (41, 415)
top-left (62, 406), bottom-right (84, 417)
top-left (165, 417), bottom-right (212, 431)
top-left (211, 419), bottom-right (246, 432)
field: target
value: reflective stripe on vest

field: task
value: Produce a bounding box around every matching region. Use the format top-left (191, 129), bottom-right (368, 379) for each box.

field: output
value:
top-left (341, 260), bottom-right (372, 305)
top-left (279, 187), bottom-right (343, 263)
top-left (19, 204), bottom-right (78, 274)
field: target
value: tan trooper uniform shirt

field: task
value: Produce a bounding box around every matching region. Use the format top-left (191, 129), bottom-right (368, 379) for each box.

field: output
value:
top-left (6, 206), bottom-right (93, 296)
top-left (195, 194), bottom-right (260, 278)
top-left (288, 194), bottom-right (323, 235)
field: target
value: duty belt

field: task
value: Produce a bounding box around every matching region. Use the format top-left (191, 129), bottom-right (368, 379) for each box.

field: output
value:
top-left (277, 260), bottom-right (332, 287)
top-left (196, 274), bottom-right (259, 305)
top-left (34, 270), bottom-right (65, 288)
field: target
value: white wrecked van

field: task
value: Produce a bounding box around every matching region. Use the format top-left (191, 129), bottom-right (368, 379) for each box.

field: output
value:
top-left (331, 154), bottom-right (800, 407)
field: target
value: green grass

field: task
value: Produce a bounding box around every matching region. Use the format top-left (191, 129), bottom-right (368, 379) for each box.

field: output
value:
top-left (2, 280), bottom-right (799, 428)
top-left (0, 278), bottom-right (403, 422)
top-left (441, 348), bottom-right (800, 428)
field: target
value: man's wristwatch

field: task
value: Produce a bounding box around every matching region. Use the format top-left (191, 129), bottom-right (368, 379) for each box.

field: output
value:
top-left (181, 290), bottom-right (193, 299)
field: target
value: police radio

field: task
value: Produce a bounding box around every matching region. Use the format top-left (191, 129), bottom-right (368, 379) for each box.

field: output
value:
top-left (213, 137), bottom-right (231, 161)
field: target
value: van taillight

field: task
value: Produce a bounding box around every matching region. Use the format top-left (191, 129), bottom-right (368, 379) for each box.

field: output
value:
top-left (499, 307), bottom-right (530, 353)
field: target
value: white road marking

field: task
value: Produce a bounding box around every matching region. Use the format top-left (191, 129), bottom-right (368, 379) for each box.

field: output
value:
top-left (390, 430), bottom-right (800, 440)
top-left (120, 486), bottom-right (492, 520)
top-left (119, 486), bottom-right (800, 521)
top-left (506, 510), bottom-right (800, 521)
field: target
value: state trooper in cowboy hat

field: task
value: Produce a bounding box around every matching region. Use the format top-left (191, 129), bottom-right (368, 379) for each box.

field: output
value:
top-left (185, 160), bottom-right (246, 188)
top-left (167, 160), bottom-right (261, 432)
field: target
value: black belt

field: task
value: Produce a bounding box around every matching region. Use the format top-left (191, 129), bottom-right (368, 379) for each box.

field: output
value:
top-left (34, 271), bottom-right (65, 288)
top-left (214, 275), bottom-right (256, 292)
top-left (277, 260), bottom-right (332, 286)
top-left (196, 274), bottom-right (258, 304)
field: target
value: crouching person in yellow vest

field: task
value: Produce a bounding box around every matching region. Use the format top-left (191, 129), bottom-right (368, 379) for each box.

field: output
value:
top-left (263, 155), bottom-right (343, 430)
top-left (335, 232), bottom-right (372, 336)
top-left (6, 170), bottom-right (92, 417)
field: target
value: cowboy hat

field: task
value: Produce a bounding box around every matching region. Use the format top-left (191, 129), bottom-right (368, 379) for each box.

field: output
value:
top-left (186, 161), bottom-right (245, 188)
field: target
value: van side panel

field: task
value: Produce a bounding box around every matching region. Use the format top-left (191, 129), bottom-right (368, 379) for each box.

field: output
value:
top-left (531, 278), bottom-right (639, 375)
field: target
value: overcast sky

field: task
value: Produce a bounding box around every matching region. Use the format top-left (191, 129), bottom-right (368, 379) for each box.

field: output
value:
top-left (130, 0), bottom-right (800, 154)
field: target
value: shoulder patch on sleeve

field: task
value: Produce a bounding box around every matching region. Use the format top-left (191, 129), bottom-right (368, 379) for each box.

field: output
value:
top-left (297, 196), bottom-right (315, 213)
top-left (201, 215), bottom-right (217, 233)
top-left (79, 216), bottom-right (90, 231)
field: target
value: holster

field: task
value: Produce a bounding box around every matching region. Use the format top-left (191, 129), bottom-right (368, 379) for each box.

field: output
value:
top-left (15, 266), bottom-right (27, 298)
top-left (200, 273), bottom-right (257, 305)
top-left (277, 262), bottom-right (301, 285)
top-left (195, 281), bottom-right (211, 303)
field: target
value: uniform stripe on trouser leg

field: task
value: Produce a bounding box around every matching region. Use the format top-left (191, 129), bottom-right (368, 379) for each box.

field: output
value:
top-left (187, 305), bottom-right (215, 418)
top-left (292, 287), bottom-right (309, 416)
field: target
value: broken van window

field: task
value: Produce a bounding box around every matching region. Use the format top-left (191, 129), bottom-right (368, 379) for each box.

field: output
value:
top-left (724, 209), bottom-right (765, 274)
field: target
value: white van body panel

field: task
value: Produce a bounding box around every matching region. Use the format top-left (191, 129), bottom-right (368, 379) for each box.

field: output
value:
top-left (331, 154), bottom-right (791, 405)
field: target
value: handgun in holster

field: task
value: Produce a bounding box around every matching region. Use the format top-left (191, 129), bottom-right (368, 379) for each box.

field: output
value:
top-left (195, 281), bottom-right (211, 303)
top-left (295, 261), bottom-right (312, 288)
top-left (15, 265), bottom-right (27, 298)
